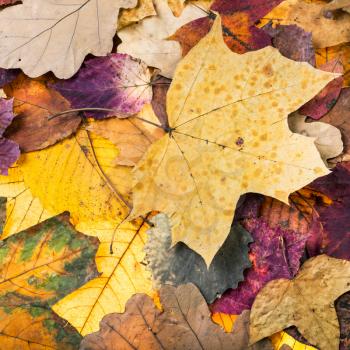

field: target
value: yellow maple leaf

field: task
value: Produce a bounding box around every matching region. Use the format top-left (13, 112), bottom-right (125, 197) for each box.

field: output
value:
top-left (129, 15), bottom-right (336, 265)
top-left (52, 217), bottom-right (153, 335)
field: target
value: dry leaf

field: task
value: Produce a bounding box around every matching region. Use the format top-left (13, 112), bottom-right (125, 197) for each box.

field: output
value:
top-left (250, 255), bottom-right (350, 350)
top-left (323, 0), bottom-right (350, 13)
top-left (270, 332), bottom-right (317, 350)
top-left (118, 0), bottom-right (206, 78)
top-left (87, 104), bottom-right (165, 166)
top-left (0, 0), bottom-right (137, 78)
top-left (130, 15), bottom-right (335, 265)
top-left (118, 0), bottom-right (156, 29)
top-left (52, 217), bottom-right (153, 336)
top-left (260, 0), bottom-right (350, 48)
top-left (288, 112), bottom-right (343, 164)
top-left (3, 74), bottom-right (81, 152)
top-left (80, 283), bottom-right (272, 350)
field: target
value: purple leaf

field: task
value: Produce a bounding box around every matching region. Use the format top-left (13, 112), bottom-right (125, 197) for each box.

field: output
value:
top-left (0, 68), bottom-right (18, 88)
top-left (0, 98), bottom-right (15, 135)
top-left (53, 54), bottom-right (153, 119)
top-left (211, 218), bottom-right (307, 314)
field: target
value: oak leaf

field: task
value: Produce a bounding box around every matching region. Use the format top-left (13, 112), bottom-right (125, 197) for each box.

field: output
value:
top-left (250, 255), bottom-right (350, 350)
top-left (3, 74), bottom-right (81, 152)
top-left (145, 214), bottom-right (252, 303)
top-left (260, 0), bottom-right (350, 48)
top-left (118, 0), bottom-right (206, 78)
top-left (87, 104), bottom-right (165, 166)
top-left (80, 283), bottom-right (272, 350)
top-left (0, 0), bottom-right (137, 79)
top-left (130, 15), bottom-right (335, 265)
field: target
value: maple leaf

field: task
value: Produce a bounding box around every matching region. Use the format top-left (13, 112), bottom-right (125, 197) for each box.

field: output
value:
top-left (211, 218), bottom-right (307, 314)
top-left (171, 0), bottom-right (282, 57)
top-left (145, 214), bottom-right (252, 303)
top-left (87, 104), bottom-right (165, 166)
top-left (3, 74), bottom-right (81, 152)
top-left (53, 53), bottom-right (153, 119)
top-left (80, 283), bottom-right (272, 350)
top-left (0, 216), bottom-right (98, 349)
top-left (130, 15), bottom-right (336, 265)
top-left (260, 0), bottom-right (350, 48)
top-left (118, 0), bottom-right (206, 78)
top-left (250, 255), bottom-right (350, 350)
top-left (0, 98), bottom-right (20, 175)
top-left (0, 0), bottom-right (137, 79)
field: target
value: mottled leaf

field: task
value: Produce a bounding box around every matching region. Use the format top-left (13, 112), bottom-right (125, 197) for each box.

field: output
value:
top-left (211, 218), bottom-right (307, 314)
top-left (3, 74), bottom-right (81, 152)
top-left (145, 214), bottom-right (252, 303)
top-left (53, 54), bottom-right (152, 119)
top-left (0, 68), bottom-right (18, 88)
top-left (118, 0), bottom-right (156, 29)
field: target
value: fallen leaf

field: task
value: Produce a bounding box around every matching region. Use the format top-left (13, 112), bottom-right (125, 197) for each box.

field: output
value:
top-left (335, 292), bottom-right (350, 350)
top-left (118, 0), bottom-right (156, 29)
top-left (53, 53), bottom-right (152, 119)
top-left (80, 283), bottom-right (272, 350)
top-left (53, 216), bottom-right (153, 336)
top-left (0, 215), bottom-right (98, 349)
top-left (323, 0), bottom-right (350, 13)
top-left (211, 218), bottom-right (307, 314)
top-left (0, 0), bottom-right (19, 4)
top-left (0, 0), bottom-right (138, 78)
top-left (145, 214), bottom-right (252, 303)
top-left (3, 73), bottom-right (81, 152)
top-left (171, 0), bottom-right (283, 57)
top-left (0, 68), bottom-right (18, 88)
top-left (87, 104), bottom-right (165, 166)
top-left (130, 15), bottom-right (335, 265)
top-left (118, 0), bottom-right (206, 78)
top-left (151, 75), bottom-right (171, 128)
top-left (299, 59), bottom-right (344, 119)
top-left (262, 24), bottom-right (315, 65)
top-left (260, 0), bottom-right (350, 48)
top-left (316, 43), bottom-right (350, 87)
top-left (250, 255), bottom-right (350, 350)
top-left (321, 88), bottom-right (350, 161)
top-left (288, 112), bottom-right (343, 164)
top-left (0, 98), bottom-right (19, 175)
top-left (270, 332), bottom-right (317, 350)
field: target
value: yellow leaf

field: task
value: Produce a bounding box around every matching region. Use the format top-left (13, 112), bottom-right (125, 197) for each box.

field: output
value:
top-left (259, 0), bottom-right (350, 48)
top-left (52, 217), bottom-right (153, 335)
top-left (118, 0), bottom-right (156, 29)
top-left (130, 15), bottom-right (335, 265)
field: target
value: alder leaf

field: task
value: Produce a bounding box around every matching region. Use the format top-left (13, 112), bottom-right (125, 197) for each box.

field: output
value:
top-left (87, 104), bottom-right (165, 166)
top-left (118, 0), bottom-right (206, 78)
top-left (211, 218), bottom-right (307, 314)
top-left (145, 214), bottom-right (252, 303)
top-left (0, 215), bottom-right (98, 349)
top-left (288, 112), bottom-right (343, 164)
top-left (3, 74), bottom-right (81, 152)
top-left (80, 283), bottom-right (272, 350)
top-left (0, 0), bottom-right (138, 79)
top-left (0, 98), bottom-right (20, 175)
top-left (53, 54), bottom-right (152, 119)
top-left (52, 216), bottom-right (153, 335)
top-left (250, 255), bottom-right (350, 350)
top-left (130, 15), bottom-right (335, 265)
top-left (260, 0), bottom-right (350, 48)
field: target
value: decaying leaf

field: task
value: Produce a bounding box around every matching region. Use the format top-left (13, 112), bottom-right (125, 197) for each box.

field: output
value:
top-left (145, 214), bottom-right (252, 303)
top-left (323, 0), bottom-right (350, 14)
top-left (250, 255), bottom-right (350, 350)
top-left (80, 283), bottom-right (272, 350)
top-left (321, 88), bottom-right (350, 161)
top-left (335, 292), bottom-right (350, 350)
top-left (0, 98), bottom-right (20, 175)
top-left (0, 216), bottom-right (99, 349)
top-left (53, 54), bottom-right (153, 119)
top-left (288, 113), bottom-right (343, 164)
top-left (270, 332), bottom-right (316, 350)
top-left (52, 216), bottom-right (153, 336)
top-left (118, 0), bottom-right (206, 78)
top-left (130, 15), bottom-right (335, 265)
top-left (87, 104), bottom-right (165, 166)
top-left (0, 0), bottom-right (138, 79)
top-left (299, 59), bottom-right (344, 119)
top-left (118, 0), bottom-right (156, 29)
top-left (211, 218), bottom-right (307, 314)
top-left (0, 68), bottom-right (18, 88)
top-left (3, 74), bottom-right (81, 152)
top-left (260, 0), bottom-right (350, 48)
top-left (151, 75), bottom-right (171, 127)
top-left (171, 0), bottom-right (282, 57)
top-left (262, 24), bottom-right (315, 65)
